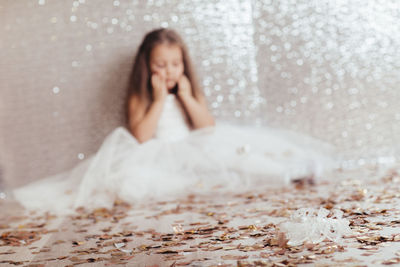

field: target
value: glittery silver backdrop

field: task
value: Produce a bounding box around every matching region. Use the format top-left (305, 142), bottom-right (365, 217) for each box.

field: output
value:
top-left (1, 0), bottom-right (399, 187)
top-left (254, 0), bottom-right (400, 168)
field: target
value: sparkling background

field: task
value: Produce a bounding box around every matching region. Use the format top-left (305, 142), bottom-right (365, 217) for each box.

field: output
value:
top-left (1, 0), bottom-right (400, 187)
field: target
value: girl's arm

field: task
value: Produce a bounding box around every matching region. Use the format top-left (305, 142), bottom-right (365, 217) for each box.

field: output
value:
top-left (128, 97), bottom-right (165, 143)
top-left (128, 74), bottom-right (168, 143)
top-left (179, 94), bottom-right (215, 129)
top-left (177, 76), bottom-right (215, 129)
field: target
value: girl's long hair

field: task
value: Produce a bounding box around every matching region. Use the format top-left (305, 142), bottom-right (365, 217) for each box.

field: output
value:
top-left (126, 28), bottom-right (201, 123)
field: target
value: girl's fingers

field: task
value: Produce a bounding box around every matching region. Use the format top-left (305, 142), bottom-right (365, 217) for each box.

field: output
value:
top-left (178, 75), bottom-right (185, 86)
top-left (179, 75), bottom-right (189, 87)
top-left (152, 74), bottom-right (162, 87)
top-left (151, 74), bottom-right (167, 96)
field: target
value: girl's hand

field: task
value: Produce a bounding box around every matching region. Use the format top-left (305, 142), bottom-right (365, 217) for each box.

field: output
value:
top-left (177, 75), bottom-right (192, 99)
top-left (151, 74), bottom-right (168, 102)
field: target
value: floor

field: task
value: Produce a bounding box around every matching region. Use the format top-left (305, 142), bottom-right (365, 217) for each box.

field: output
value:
top-left (1, 165), bottom-right (400, 266)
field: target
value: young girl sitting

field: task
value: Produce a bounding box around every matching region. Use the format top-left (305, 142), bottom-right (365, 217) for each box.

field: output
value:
top-left (13, 28), bottom-right (335, 215)
top-left (127, 28), bottom-right (215, 143)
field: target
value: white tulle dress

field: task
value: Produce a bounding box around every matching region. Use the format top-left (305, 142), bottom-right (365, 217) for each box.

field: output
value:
top-left (13, 94), bottom-right (335, 215)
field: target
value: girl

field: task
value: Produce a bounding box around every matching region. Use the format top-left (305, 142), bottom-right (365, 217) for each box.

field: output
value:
top-left (127, 28), bottom-right (215, 143)
top-left (13, 28), bottom-right (334, 215)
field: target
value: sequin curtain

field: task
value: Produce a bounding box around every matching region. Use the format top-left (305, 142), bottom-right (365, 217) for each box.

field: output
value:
top-left (1, 0), bottom-right (399, 187)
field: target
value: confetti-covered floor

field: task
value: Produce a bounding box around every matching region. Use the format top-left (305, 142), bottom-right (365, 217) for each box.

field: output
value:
top-left (1, 165), bottom-right (400, 267)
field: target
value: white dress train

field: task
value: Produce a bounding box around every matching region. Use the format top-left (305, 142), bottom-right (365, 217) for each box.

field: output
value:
top-left (13, 94), bottom-right (335, 214)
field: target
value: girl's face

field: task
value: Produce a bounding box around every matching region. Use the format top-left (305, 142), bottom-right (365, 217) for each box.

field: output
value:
top-left (149, 43), bottom-right (184, 90)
